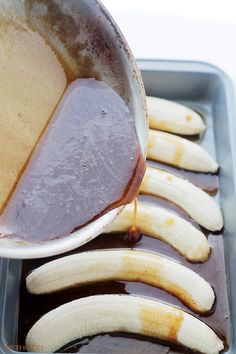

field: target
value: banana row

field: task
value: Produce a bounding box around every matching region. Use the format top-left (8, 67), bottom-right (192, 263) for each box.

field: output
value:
top-left (26, 249), bottom-right (214, 313)
top-left (25, 97), bottom-right (224, 353)
top-left (147, 96), bottom-right (205, 135)
top-left (147, 96), bottom-right (218, 173)
top-left (106, 200), bottom-right (210, 262)
top-left (26, 249), bottom-right (222, 353)
top-left (140, 166), bottom-right (223, 231)
top-left (26, 295), bottom-right (223, 354)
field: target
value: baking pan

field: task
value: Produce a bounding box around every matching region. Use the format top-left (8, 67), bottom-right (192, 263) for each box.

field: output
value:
top-left (0, 59), bottom-right (236, 353)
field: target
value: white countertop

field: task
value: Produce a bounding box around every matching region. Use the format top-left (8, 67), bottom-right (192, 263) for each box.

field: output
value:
top-left (102, 0), bottom-right (236, 90)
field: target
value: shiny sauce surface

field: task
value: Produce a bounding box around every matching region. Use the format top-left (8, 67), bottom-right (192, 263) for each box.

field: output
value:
top-left (0, 79), bottom-right (145, 241)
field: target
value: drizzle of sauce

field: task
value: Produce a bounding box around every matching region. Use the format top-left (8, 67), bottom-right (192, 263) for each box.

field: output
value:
top-left (140, 304), bottom-right (184, 342)
top-left (126, 197), bottom-right (142, 243)
top-left (133, 197), bottom-right (138, 227)
top-left (0, 79), bottom-right (145, 241)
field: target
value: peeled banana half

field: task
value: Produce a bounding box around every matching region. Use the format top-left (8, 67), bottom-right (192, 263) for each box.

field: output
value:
top-left (26, 295), bottom-right (224, 354)
top-left (148, 129), bottom-right (218, 173)
top-left (26, 249), bottom-right (214, 313)
top-left (140, 167), bottom-right (223, 231)
top-left (106, 201), bottom-right (210, 262)
top-left (147, 96), bottom-right (206, 135)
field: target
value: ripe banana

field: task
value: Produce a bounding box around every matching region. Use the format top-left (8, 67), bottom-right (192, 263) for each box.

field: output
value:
top-left (148, 129), bottom-right (218, 173)
top-left (140, 167), bottom-right (223, 231)
top-left (147, 96), bottom-right (206, 135)
top-left (26, 295), bottom-right (224, 354)
top-left (26, 249), bottom-right (214, 313)
top-left (106, 201), bottom-right (209, 262)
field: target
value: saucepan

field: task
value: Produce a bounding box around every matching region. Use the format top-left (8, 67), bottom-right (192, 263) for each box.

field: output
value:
top-left (0, 0), bottom-right (148, 258)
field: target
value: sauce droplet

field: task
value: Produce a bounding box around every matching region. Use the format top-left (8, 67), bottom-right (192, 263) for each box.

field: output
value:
top-left (125, 197), bottom-right (142, 243)
top-left (126, 225), bottom-right (142, 243)
top-left (133, 197), bottom-right (138, 227)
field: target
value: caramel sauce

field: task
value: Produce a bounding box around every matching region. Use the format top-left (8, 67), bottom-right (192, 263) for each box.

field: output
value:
top-left (133, 197), bottom-right (138, 227)
top-left (59, 334), bottom-right (192, 354)
top-left (0, 79), bottom-right (145, 241)
top-left (18, 229), bottom-right (229, 353)
top-left (140, 304), bottom-right (184, 342)
top-left (0, 8), bottom-right (228, 354)
top-left (5, 13), bottom-right (227, 350)
top-left (123, 195), bottom-right (142, 243)
top-left (139, 194), bottom-right (200, 229)
top-left (125, 197), bottom-right (142, 243)
top-left (121, 251), bottom-right (195, 311)
top-left (17, 127), bottom-right (229, 352)
top-left (126, 225), bottom-right (142, 243)
top-left (18, 171), bottom-right (229, 354)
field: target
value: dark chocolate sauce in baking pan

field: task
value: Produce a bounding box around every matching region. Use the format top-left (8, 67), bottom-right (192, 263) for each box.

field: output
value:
top-left (0, 79), bottom-right (145, 242)
top-left (18, 189), bottom-right (230, 353)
